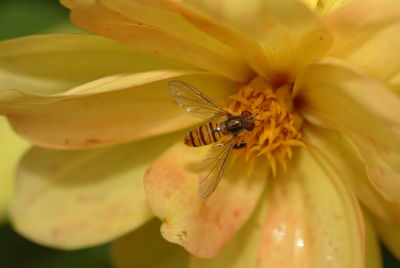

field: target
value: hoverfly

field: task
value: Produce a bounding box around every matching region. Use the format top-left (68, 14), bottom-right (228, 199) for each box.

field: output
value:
top-left (168, 80), bottom-right (255, 198)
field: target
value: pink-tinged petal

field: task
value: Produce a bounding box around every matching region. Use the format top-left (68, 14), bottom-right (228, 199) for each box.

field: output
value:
top-left (10, 132), bottom-right (181, 249)
top-left (364, 213), bottom-right (383, 268)
top-left (112, 219), bottom-right (189, 268)
top-left (0, 117), bottom-right (29, 221)
top-left (0, 34), bottom-right (193, 94)
top-left (192, 146), bottom-right (364, 267)
top-left (303, 125), bottom-right (400, 224)
top-left (326, 0), bottom-right (400, 82)
top-left (144, 142), bottom-right (267, 258)
top-left (190, 192), bottom-right (269, 268)
top-left (295, 59), bottom-right (400, 202)
top-left (3, 73), bottom-right (235, 149)
top-left (370, 212), bottom-right (400, 259)
top-left (168, 0), bottom-right (332, 81)
top-left (258, 147), bottom-right (364, 268)
top-left (68, 0), bottom-right (252, 81)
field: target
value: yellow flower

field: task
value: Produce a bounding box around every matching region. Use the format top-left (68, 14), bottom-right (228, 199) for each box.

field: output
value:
top-left (1, 0), bottom-right (400, 267)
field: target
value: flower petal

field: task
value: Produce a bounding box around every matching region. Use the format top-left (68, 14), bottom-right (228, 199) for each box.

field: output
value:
top-left (191, 147), bottom-right (364, 267)
top-left (144, 142), bottom-right (267, 258)
top-left (10, 132), bottom-right (181, 249)
top-left (258, 148), bottom-right (364, 268)
top-left (3, 72), bottom-right (235, 149)
top-left (364, 213), bottom-right (383, 268)
top-left (190, 191), bottom-right (269, 268)
top-left (112, 219), bottom-right (189, 268)
top-left (300, 0), bottom-right (356, 14)
top-left (307, 125), bottom-right (400, 224)
top-left (0, 117), bottom-right (29, 221)
top-left (169, 0), bottom-right (333, 81)
top-left (295, 59), bottom-right (400, 202)
top-left (0, 34), bottom-right (193, 94)
top-left (370, 212), bottom-right (400, 259)
top-left (68, 0), bottom-right (252, 81)
top-left (327, 0), bottom-right (400, 82)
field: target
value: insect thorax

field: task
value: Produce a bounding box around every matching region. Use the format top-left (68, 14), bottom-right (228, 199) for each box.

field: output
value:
top-left (225, 116), bottom-right (244, 135)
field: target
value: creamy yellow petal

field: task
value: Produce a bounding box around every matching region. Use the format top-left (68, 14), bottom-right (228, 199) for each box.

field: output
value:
top-left (68, 0), bottom-right (251, 81)
top-left (365, 212), bottom-right (383, 268)
top-left (0, 34), bottom-right (193, 94)
top-left (193, 146), bottom-right (364, 267)
top-left (10, 132), bottom-right (181, 249)
top-left (370, 212), bottom-right (400, 259)
top-left (144, 142), bottom-right (267, 258)
top-left (296, 59), bottom-right (400, 202)
top-left (300, 0), bottom-right (356, 14)
top-left (258, 148), bottom-right (364, 268)
top-left (0, 117), bottom-right (29, 222)
top-left (170, 0), bottom-right (333, 81)
top-left (3, 73), bottom-right (235, 149)
top-left (112, 219), bottom-right (189, 268)
top-left (304, 125), bottom-right (400, 224)
top-left (190, 191), bottom-right (269, 268)
top-left (327, 0), bottom-right (400, 82)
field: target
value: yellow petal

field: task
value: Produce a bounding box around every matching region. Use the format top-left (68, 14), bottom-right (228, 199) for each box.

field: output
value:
top-left (170, 0), bottom-right (333, 81)
top-left (304, 125), bottom-right (400, 224)
top-left (9, 132), bottom-right (181, 249)
top-left (192, 147), bottom-right (364, 267)
top-left (3, 73), bottom-right (235, 149)
top-left (300, 0), bottom-right (356, 14)
top-left (296, 59), bottom-right (400, 202)
top-left (0, 117), bottom-right (29, 222)
top-left (112, 219), bottom-right (189, 268)
top-left (144, 142), bottom-right (267, 258)
top-left (370, 211), bottom-right (400, 259)
top-left (68, 0), bottom-right (251, 81)
top-left (258, 148), bottom-right (364, 268)
top-left (0, 34), bottom-right (193, 94)
top-left (327, 0), bottom-right (400, 82)
top-left (364, 212), bottom-right (383, 268)
top-left (191, 190), bottom-right (269, 268)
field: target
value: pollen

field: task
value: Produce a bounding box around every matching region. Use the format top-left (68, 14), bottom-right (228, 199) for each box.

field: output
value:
top-left (227, 76), bottom-right (305, 176)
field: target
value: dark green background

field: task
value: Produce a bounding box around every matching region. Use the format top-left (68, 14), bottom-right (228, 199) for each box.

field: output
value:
top-left (0, 0), bottom-right (398, 267)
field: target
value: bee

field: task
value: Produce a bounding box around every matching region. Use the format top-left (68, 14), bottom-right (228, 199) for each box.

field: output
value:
top-left (168, 80), bottom-right (255, 198)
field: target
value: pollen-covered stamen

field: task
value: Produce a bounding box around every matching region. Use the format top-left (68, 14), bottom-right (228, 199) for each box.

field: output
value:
top-left (227, 76), bottom-right (305, 176)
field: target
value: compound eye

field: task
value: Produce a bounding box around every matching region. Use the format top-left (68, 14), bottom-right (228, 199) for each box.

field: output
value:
top-left (240, 110), bottom-right (252, 120)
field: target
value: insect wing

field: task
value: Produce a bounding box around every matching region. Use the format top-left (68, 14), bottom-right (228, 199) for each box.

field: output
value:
top-left (199, 136), bottom-right (236, 198)
top-left (168, 80), bottom-right (228, 119)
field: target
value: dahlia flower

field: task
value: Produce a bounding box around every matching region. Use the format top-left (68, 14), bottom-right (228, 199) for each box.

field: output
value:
top-left (1, 0), bottom-right (400, 267)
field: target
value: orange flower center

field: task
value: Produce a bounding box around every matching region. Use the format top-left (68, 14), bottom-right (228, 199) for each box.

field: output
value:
top-left (227, 76), bottom-right (305, 176)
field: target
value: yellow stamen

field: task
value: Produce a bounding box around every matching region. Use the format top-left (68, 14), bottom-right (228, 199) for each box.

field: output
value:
top-left (228, 76), bottom-right (304, 176)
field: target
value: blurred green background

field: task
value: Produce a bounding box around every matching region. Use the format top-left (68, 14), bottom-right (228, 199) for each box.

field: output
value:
top-left (0, 0), bottom-right (398, 267)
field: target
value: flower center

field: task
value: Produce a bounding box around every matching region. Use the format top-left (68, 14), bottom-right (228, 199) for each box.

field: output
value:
top-left (226, 76), bottom-right (305, 176)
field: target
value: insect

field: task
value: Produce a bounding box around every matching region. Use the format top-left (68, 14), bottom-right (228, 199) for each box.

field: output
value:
top-left (168, 80), bottom-right (255, 198)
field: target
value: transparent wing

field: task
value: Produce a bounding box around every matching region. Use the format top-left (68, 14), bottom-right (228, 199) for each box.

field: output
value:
top-left (168, 80), bottom-right (228, 119)
top-left (199, 135), bottom-right (236, 198)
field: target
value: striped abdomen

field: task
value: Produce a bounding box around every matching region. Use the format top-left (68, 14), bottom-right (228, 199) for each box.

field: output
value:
top-left (184, 122), bottom-right (225, 147)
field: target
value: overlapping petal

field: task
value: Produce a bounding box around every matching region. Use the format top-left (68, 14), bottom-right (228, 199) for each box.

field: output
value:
top-left (192, 147), bottom-right (364, 268)
top-left (166, 0), bottom-right (333, 81)
top-left (144, 142), bottom-right (267, 258)
top-left (370, 212), bottom-right (400, 259)
top-left (0, 117), bottom-right (29, 221)
top-left (0, 34), bottom-right (193, 94)
top-left (2, 72), bottom-right (235, 149)
top-left (112, 219), bottom-right (189, 268)
top-left (66, 0), bottom-right (251, 81)
top-left (10, 131), bottom-right (183, 249)
top-left (364, 214), bottom-right (382, 268)
top-left (295, 59), bottom-right (400, 202)
top-left (327, 0), bottom-right (400, 82)
top-left (304, 125), bottom-right (400, 224)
